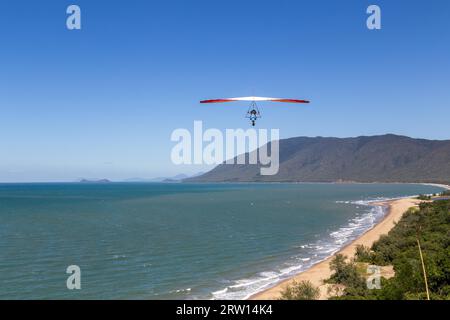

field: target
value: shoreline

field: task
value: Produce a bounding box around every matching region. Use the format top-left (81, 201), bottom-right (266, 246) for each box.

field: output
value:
top-left (249, 196), bottom-right (425, 300)
top-left (422, 183), bottom-right (450, 191)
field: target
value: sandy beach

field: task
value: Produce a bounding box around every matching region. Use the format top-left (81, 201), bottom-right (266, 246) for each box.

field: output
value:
top-left (250, 197), bottom-right (423, 300)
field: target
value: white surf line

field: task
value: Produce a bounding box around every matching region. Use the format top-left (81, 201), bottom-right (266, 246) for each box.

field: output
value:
top-left (241, 200), bottom-right (389, 300)
top-left (422, 183), bottom-right (450, 191)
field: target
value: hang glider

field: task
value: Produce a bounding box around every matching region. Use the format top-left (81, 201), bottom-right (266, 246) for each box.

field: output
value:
top-left (200, 96), bottom-right (310, 126)
top-left (200, 96), bottom-right (310, 104)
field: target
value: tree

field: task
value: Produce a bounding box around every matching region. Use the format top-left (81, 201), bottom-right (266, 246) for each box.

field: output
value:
top-left (328, 254), bottom-right (367, 297)
top-left (279, 280), bottom-right (320, 300)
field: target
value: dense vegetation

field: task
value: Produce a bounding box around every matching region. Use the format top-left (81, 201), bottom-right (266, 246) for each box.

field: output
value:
top-left (328, 200), bottom-right (450, 300)
top-left (417, 194), bottom-right (432, 200)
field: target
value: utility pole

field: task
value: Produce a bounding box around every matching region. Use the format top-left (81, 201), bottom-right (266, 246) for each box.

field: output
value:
top-left (416, 229), bottom-right (430, 300)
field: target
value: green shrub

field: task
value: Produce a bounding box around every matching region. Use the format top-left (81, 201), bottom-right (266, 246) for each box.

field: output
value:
top-left (279, 280), bottom-right (320, 300)
top-left (355, 245), bottom-right (373, 263)
top-left (328, 254), bottom-right (366, 291)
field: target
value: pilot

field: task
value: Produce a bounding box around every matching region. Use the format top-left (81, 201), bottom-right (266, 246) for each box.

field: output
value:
top-left (249, 109), bottom-right (258, 126)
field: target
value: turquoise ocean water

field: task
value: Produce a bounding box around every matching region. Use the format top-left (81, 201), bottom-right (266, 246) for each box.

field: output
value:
top-left (0, 183), bottom-right (443, 300)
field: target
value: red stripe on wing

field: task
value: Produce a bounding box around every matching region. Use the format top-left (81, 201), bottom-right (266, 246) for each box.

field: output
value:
top-left (271, 99), bottom-right (310, 103)
top-left (200, 99), bottom-right (235, 103)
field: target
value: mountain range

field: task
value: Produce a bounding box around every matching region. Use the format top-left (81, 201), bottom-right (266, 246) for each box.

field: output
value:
top-left (186, 134), bottom-right (450, 184)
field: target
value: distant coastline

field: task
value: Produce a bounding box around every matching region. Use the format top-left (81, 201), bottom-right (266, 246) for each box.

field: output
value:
top-left (422, 183), bottom-right (450, 191)
top-left (78, 179), bottom-right (111, 184)
top-left (182, 181), bottom-right (450, 192)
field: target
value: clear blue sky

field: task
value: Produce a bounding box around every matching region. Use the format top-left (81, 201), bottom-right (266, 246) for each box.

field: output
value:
top-left (1, 0), bottom-right (449, 182)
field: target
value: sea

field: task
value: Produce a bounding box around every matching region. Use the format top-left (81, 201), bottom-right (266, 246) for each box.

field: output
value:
top-left (0, 182), bottom-right (444, 300)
